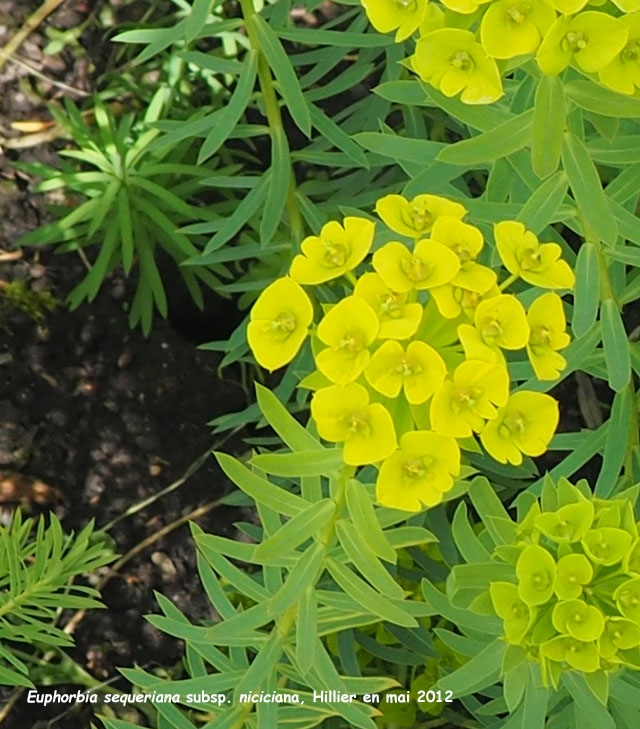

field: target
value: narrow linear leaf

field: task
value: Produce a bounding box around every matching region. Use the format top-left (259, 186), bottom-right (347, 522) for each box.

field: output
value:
top-left (531, 75), bottom-right (565, 178)
top-left (564, 80), bottom-right (640, 118)
top-left (601, 297), bottom-right (631, 391)
top-left (250, 15), bottom-right (311, 136)
top-left (251, 449), bottom-right (343, 478)
top-left (261, 125), bottom-right (290, 246)
top-left (345, 479), bottom-right (397, 564)
top-left (437, 109), bottom-right (534, 165)
top-left (562, 131), bottom-right (618, 246)
top-left (516, 170), bottom-right (569, 234)
top-left (296, 585), bottom-right (317, 675)
top-left (573, 242), bottom-right (600, 338)
top-left (269, 542), bottom-right (326, 615)
top-left (185, 0), bottom-right (212, 44)
top-left (596, 388), bottom-right (632, 496)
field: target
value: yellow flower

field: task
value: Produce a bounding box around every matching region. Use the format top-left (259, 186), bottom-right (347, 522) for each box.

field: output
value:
top-left (440, 0), bottom-right (491, 14)
top-left (247, 277), bottom-right (313, 371)
top-left (430, 280), bottom-right (498, 320)
top-left (480, 391), bottom-right (559, 465)
top-left (599, 13), bottom-right (640, 96)
top-left (474, 294), bottom-right (530, 350)
top-left (311, 383), bottom-right (397, 465)
top-left (365, 340), bottom-right (446, 404)
top-left (552, 0), bottom-right (588, 12)
top-left (430, 360), bottom-right (509, 437)
top-left (375, 194), bottom-right (466, 239)
top-left (526, 293), bottom-right (570, 380)
top-left (316, 296), bottom-right (379, 385)
top-left (361, 0), bottom-right (427, 42)
top-left (353, 272), bottom-right (422, 340)
top-left (457, 323), bottom-right (506, 367)
top-left (290, 217), bottom-right (374, 285)
top-left (481, 0), bottom-right (556, 60)
top-left (536, 12), bottom-right (628, 76)
top-left (376, 431), bottom-right (460, 511)
top-left (419, 3), bottom-right (446, 34)
top-left (373, 240), bottom-right (460, 293)
top-left (494, 221), bottom-right (574, 289)
top-left (411, 28), bottom-right (503, 105)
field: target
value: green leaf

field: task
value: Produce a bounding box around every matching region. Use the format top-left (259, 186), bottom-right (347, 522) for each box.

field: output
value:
top-left (250, 16), bottom-right (311, 136)
top-left (296, 585), bottom-right (317, 674)
top-left (437, 638), bottom-right (505, 696)
top-left (198, 50), bottom-right (258, 162)
top-left (345, 479), bottom-right (397, 564)
top-left (234, 630), bottom-right (284, 701)
top-left (503, 660), bottom-right (528, 712)
top-left (116, 187), bottom-right (134, 274)
top-left (261, 125), bottom-right (290, 246)
top-left (185, 0), bottom-right (212, 44)
top-left (277, 27), bottom-right (394, 47)
top-left (354, 131), bottom-right (443, 163)
top-left (468, 476), bottom-right (514, 546)
top-left (595, 387), bottom-right (631, 497)
top-left (573, 242), bottom-right (600, 338)
top-left (531, 75), bottom-right (565, 178)
top-left (587, 136), bottom-right (640, 165)
top-left (452, 502), bottom-right (491, 563)
top-left (601, 298), bottom-right (631, 391)
top-left (516, 170), bottom-right (569, 234)
top-left (309, 103), bottom-right (369, 168)
top-left (373, 80), bottom-right (431, 105)
top-left (562, 131), bottom-right (618, 246)
top-left (251, 449), bottom-right (343, 478)
top-left (438, 109), bottom-right (533, 165)
top-left (215, 452), bottom-right (307, 516)
top-left (326, 557), bottom-right (417, 627)
top-left (269, 543), bottom-right (326, 615)
top-left (255, 383), bottom-right (322, 452)
top-left (563, 673), bottom-right (616, 729)
top-left (564, 80), bottom-right (640, 118)
top-left (254, 500), bottom-right (335, 561)
top-left (335, 519), bottom-right (404, 599)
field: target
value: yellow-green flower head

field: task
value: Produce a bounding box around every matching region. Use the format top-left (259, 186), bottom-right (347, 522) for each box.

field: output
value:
top-left (536, 501), bottom-right (594, 543)
top-left (494, 221), bottom-right (575, 289)
top-left (517, 543), bottom-right (557, 606)
top-left (376, 430), bottom-right (460, 511)
top-left (600, 618), bottom-right (640, 658)
top-left (373, 240), bottom-right (460, 293)
top-left (431, 280), bottom-right (499, 320)
top-left (289, 217), bottom-right (374, 285)
top-left (361, 0), bottom-right (428, 42)
top-left (457, 323), bottom-right (506, 366)
top-left (430, 359), bottom-right (509, 437)
top-left (311, 383), bottom-right (397, 465)
top-left (612, 0), bottom-right (640, 11)
top-left (375, 194), bottom-right (467, 239)
top-left (552, 599), bottom-right (605, 641)
top-left (419, 2), bottom-right (446, 33)
top-left (536, 12), bottom-right (628, 76)
top-left (541, 635), bottom-right (599, 672)
top-left (490, 582), bottom-right (533, 643)
top-left (554, 553), bottom-right (593, 600)
top-left (474, 294), bottom-right (530, 350)
top-left (411, 29), bottom-right (503, 105)
top-left (354, 272), bottom-right (423, 340)
top-left (247, 277), bottom-right (313, 372)
top-left (480, 390), bottom-right (559, 465)
top-left (582, 527), bottom-right (633, 566)
top-left (599, 13), bottom-right (640, 96)
top-left (440, 0), bottom-right (491, 14)
top-left (614, 577), bottom-right (640, 624)
top-left (480, 0), bottom-right (556, 60)
top-left (316, 296), bottom-right (379, 385)
top-left (625, 539), bottom-right (640, 575)
top-left (526, 292), bottom-right (570, 381)
top-left (365, 340), bottom-right (447, 404)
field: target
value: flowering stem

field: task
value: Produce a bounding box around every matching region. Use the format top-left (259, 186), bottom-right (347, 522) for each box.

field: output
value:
top-left (498, 272), bottom-right (518, 292)
top-left (238, 0), bottom-right (304, 245)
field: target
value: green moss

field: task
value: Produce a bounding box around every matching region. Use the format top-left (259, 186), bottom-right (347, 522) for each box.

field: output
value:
top-left (0, 280), bottom-right (59, 327)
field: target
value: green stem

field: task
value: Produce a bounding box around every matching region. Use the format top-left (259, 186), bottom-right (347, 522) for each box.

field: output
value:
top-left (498, 272), bottom-right (519, 292)
top-left (238, 0), bottom-right (304, 245)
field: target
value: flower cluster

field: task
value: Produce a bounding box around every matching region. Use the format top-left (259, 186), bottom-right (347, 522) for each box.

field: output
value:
top-left (360, 0), bottom-right (640, 102)
top-left (247, 194), bottom-right (574, 511)
top-left (489, 479), bottom-right (640, 686)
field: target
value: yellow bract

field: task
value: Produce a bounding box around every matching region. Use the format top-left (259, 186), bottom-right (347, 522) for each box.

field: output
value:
top-left (495, 221), bottom-right (575, 289)
top-left (480, 391), bottom-right (559, 465)
top-left (373, 240), bottom-right (460, 292)
top-left (411, 28), bottom-right (503, 104)
top-left (311, 383), bottom-right (397, 465)
top-left (316, 296), bottom-right (379, 385)
top-left (376, 430), bottom-right (460, 511)
top-left (474, 294), bottom-right (530, 350)
top-left (481, 0), bottom-right (556, 60)
top-left (430, 360), bottom-right (509, 437)
top-left (247, 277), bottom-right (313, 371)
top-left (360, 0), bottom-right (428, 41)
top-left (365, 340), bottom-right (446, 404)
top-left (599, 13), bottom-right (640, 96)
top-left (354, 272), bottom-right (423, 340)
top-left (375, 194), bottom-right (467, 239)
top-left (290, 217), bottom-right (374, 285)
top-left (527, 293), bottom-right (570, 380)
